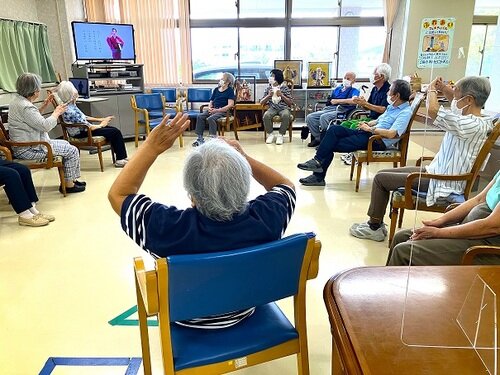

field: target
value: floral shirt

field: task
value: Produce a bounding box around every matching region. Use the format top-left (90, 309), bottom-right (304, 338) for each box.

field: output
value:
top-left (62, 103), bottom-right (90, 137)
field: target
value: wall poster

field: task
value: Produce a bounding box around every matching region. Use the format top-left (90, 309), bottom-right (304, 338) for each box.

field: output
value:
top-left (417, 17), bottom-right (456, 68)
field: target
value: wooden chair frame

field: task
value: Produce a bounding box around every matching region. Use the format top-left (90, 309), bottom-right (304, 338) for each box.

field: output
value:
top-left (350, 93), bottom-right (425, 192)
top-left (388, 120), bottom-right (500, 244)
top-left (134, 236), bottom-right (321, 375)
top-left (0, 120), bottom-right (66, 196)
top-left (462, 246), bottom-right (500, 265)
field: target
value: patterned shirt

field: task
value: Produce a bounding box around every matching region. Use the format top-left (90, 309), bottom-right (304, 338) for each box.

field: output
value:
top-left (426, 106), bottom-right (493, 206)
top-left (121, 184), bottom-right (296, 328)
top-left (262, 82), bottom-right (292, 111)
top-left (62, 104), bottom-right (90, 137)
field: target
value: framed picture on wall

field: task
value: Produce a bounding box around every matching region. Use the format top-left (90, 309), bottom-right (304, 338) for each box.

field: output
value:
top-left (307, 62), bottom-right (331, 88)
top-left (235, 75), bottom-right (256, 103)
top-left (274, 60), bottom-right (303, 88)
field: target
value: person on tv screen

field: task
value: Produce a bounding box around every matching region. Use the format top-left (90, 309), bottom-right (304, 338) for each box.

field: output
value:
top-left (106, 28), bottom-right (124, 59)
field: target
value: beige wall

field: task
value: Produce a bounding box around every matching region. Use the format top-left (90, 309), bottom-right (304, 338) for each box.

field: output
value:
top-left (401, 0), bottom-right (475, 82)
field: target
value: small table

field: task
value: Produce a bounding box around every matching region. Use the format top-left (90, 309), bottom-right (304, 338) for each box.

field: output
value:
top-left (324, 266), bottom-right (500, 374)
top-left (232, 103), bottom-right (264, 141)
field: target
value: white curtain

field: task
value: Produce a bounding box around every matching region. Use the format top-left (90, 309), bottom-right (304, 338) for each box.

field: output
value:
top-left (382, 0), bottom-right (400, 63)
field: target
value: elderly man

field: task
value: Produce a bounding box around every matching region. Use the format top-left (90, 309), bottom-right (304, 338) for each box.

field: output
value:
top-left (109, 113), bottom-right (296, 328)
top-left (350, 76), bottom-right (493, 242)
top-left (387, 171), bottom-right (500, 266)
top-left (297, 79), bottom-right (413, 186)
top-left (306, 71), bottom-right (360, 148)
top-left (352, 63), bottom-right (392, 120)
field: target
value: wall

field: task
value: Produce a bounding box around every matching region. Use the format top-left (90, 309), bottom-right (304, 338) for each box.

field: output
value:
top-left (400, 0), bottom-right (475, 82)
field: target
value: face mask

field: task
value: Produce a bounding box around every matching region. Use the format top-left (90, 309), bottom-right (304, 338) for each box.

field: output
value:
top-left (219, 79), bottom-right (225, 87)
top-left (450, 96), bottom-right (469, 116)
top-left (342, 78), bottom-right (352, 88)
top-left (387, 94), bottom-right (395, 106)
top-left (268, 76), bottom-right (275, 85)
top-left (370, 74), bottom-right (377, 84)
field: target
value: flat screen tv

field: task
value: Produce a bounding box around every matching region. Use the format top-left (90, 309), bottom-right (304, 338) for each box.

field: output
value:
top-left (72, 21), bottom-right (136, 61)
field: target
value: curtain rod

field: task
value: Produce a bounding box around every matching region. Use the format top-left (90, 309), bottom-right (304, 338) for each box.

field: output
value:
top-left (0, 17), bottom-right (46, 26)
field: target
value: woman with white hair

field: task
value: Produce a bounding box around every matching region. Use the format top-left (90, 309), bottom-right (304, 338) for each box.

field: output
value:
top-left (109, 112), bottom-right (296, 328)
top-left (193, 72), bottom-right (235, 147)
top-left (55, 81), bottom-right (128, 168)
top-left (8, 73), bottom-right (85, 193)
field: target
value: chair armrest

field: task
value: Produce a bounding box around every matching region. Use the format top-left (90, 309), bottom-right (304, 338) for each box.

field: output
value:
top-left (6, 140), bottom-right (56, 167)
top-left (403, 171), bottom-right (473, 204)
top-left (314, 102), bottom-right (328, 112)
top-left (133, 257), bottom-right (159, 316)
top-left (462, 246), bottom-right (500, 265)
top-left (307, 239), bottom-right (322, 280)
top-left (416, 156), bottom-right (434, 167)
top-left (200, 104), bottom-right (209, 113)
top-left (0, 145), bottom-right (12, 160)
top-left (367, 135), bottom-right (384, 154)
top-left (60, 121), bottom-right (92, 142)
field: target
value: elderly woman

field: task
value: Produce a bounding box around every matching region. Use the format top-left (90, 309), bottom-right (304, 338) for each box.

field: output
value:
top-left (8, 73), bottom-right (85, 193)
top-left (0, 156), bottom-right (55, 227)
top-left (54, 81), bottom-right (128, 167)
top-left (109, 113), bottom-right (296, 328)
top-left (193, 72), bottom-right (235, 147)
top-left (387, 170), bottom-right (500, 265)
top-left (350, 76), bottom-right (493, 242)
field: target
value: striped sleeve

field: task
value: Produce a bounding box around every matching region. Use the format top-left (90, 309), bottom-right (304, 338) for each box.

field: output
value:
top-left (120, 194), bottom-right (155, 251)
top-left (432, 107), bottom-right (483, 139)
top-left (23, 105), bottom-right (58, 133)
top-left (267, 184), bottom-right (296, 234)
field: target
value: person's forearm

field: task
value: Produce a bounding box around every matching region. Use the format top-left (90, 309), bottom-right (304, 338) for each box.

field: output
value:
top-left (434, 195), bottom-right (486, 226)
top-left (108, 146), bottom-right (158, 214)
top-left (86, 115), bottom-right (103, 122)
top-left (441, 85), bottom-right (454, 102)
top-left (435, 215), bottom-right (500, 239)
top-left (364, 102), bottom-right (386, 114)
top-left (244, 154), bottom-right (293, 191)
top-left (425, 92), bottom-right (440, 120)
top-left (332, 98), bottom-right (356, 105)
top-left (372, 128), bottom-right (396, 138)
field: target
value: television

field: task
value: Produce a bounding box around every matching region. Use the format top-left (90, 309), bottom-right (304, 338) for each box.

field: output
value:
top-left (69, 78), bottom-right (90, 99)
top-left (72, 21), bottom-right (136, 61)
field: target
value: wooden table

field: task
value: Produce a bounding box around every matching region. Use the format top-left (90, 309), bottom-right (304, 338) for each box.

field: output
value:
top-left (232, 103), bottom-right (264, 140)
top-left (324, 266), bottom-right (500, 374)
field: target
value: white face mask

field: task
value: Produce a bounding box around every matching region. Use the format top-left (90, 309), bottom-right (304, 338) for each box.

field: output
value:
top-left (370, 74), bottom-right (377, 84)
top-left (387, 94), bottom-right (395, 106)
top-left (342, 78), bottom-right (352, 88)
top-left (450, 96), bottom-right (469, 116)
top-left (219, 79), bottom-right (225, 87)
top-left (268, 76), bottom-right (275, 85)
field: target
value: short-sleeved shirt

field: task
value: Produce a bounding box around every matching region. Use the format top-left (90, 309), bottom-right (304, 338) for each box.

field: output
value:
top-left (262, 83), bottom-right (292, 111)
top-left (486, 170), bottom-right (500, 211)
top-left (374, 101), bottom-right (412, 148)
top-left (328, 85), bottom-right (360, 112)
top-left (62, 104), bottom-right (90, 137)
top-left (367, 81), bottom-right (390, 119)
top-left (211, 87), bottom-right (235, 109)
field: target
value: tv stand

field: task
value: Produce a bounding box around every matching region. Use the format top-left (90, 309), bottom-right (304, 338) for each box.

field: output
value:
top-left (71, 63), bottom-right (145, 138)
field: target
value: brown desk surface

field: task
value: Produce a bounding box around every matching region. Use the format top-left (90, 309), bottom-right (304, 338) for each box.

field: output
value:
top-left (324, 266), bottom-right (500, 374)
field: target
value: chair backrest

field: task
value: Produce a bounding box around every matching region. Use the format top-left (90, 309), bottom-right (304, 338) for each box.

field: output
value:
top-left (0, 120), bottom-right (11, 146)
top-left (464, 119), bottom-right (500, 197)
top-left (133, 93), bottom-right (164, 111)
top-left (398, 92), bottom-right (425, 152)
top-left (151, 88), bottom-right (177, 103)
top-left (165, 233), bottom-right (315, 322)
top-left (187, 88), bottom-right (212, 106)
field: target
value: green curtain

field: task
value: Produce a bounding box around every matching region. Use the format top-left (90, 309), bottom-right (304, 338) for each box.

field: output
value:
top-left (0, 19), bottom-right (57, 92)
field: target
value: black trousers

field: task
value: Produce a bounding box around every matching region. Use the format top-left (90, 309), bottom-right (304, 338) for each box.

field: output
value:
top-left (75, 126), bottom-right (128, 160)
top-left (0, 160), bottom-right (38, 214)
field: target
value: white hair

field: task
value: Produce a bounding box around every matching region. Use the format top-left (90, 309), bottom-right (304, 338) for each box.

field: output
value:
top-left (375, 63), bottom-right (392, 81)
top-left (55, 81), bottom-right (78, 103)
top-left (183, 140), bottom-right (251, 221)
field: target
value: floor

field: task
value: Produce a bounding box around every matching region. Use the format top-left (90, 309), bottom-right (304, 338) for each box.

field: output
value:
top-left (0, 129), bottom-right (445, 375)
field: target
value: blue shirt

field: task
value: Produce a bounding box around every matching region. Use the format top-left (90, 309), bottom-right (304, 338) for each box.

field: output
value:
top-left (486, 170), bottom-right (500, 211)
top-left (328, 85), bottom-right (360, 112)
top-left (121, 184), bottom-right (296, 259)
top-left (211, 87), bottom-right (235, 109)
top-left (367, 81), bottom-right (390, 119)
top-left (62, 103), bottom-right (90, 137)
top-left (374, 101), bottom-right (412, 148)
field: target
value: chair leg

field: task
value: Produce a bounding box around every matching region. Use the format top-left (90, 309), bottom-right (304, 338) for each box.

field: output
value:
top-left (58, 167), bottom-right (66, 197)
top-left (97, 145), bottom-right (104, 172)
top-left (398, 208), bottom-right (405, 228)
top-left (234, 129), bottom-right (239, 141)
top-left (333, 339), bottom-right (344, 375)
top-left (111, 147), bottom-right (116, 164)
top-left (179, 133), bottom-right (184, 148)
top-left (355, 162), bottom-right (362, 192)
top-left (389, 207), bottom-right (398, 245)
top-left (393, 162), bottom-right (398, 168)
top-left (289, 123), bottom-right (293, 143)
top-left (135, 123), bottom-right (139, 148)
top-left (135, 278), bottom-right (153, 375)
top-left (349, 158), bottom-right (355, 181)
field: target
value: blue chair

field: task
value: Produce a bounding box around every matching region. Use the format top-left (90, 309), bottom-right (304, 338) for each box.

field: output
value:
top-left (186, 88), bottom-right (213, 119)
top-left (131, 93), bottom-right (183, 148)
top-left (134, 233), bottom-right (321, 375)
top-left (151, 88), bottom-right (179, 117)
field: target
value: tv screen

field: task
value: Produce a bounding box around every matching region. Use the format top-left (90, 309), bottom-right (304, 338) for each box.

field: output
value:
top-left (69, 78), bottom-right (90, 99)
top-left (72, 21), bottom-right (135, 61)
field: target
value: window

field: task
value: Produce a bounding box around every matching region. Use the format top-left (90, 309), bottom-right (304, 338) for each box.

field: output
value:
top-left (189, 0), bottom-right (384, 82)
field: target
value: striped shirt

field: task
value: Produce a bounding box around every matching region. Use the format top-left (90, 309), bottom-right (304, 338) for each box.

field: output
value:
top-left (262, 82), bottom-right (292, 111)
top-left (121, 184), bottom-right (296, 328)
top-left (426, 106), bottom-right (493, 206)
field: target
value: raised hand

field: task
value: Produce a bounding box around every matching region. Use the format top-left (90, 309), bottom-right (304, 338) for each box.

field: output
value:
top-left (144, 112), bottom-right (190, 155)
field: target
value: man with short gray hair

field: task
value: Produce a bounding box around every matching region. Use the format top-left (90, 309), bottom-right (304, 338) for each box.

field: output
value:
top-left (109, 113), bottom-right (296, 328)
